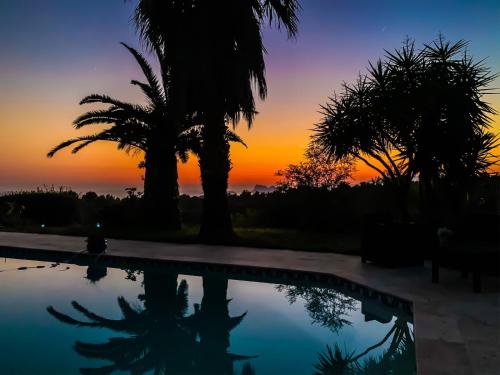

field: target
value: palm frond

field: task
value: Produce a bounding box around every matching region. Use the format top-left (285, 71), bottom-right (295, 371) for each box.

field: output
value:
top-left (80, 94), bottom-right (144, 112)
top-left (47, 138), bottom-right (86, 158)
top-left (47, 306), bottom-right (101, 327)
top-left (226, 129), bottom-right (247, 148)
top-left (261, 0), bottom-right (301, 38)
top-left (117, 297), bottom-right (141, 320)
top-left (71, 301), bottom-right (131, 331)
top-left (121, 42), bottom-right (165, 106)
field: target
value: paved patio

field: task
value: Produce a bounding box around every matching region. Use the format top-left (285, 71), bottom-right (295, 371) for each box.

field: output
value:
top-left (0, 231), bottom-right (498, 375)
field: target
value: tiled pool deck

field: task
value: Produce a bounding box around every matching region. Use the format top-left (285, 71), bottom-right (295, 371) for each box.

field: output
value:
top-left (0, 231), bottom-right (498, 375)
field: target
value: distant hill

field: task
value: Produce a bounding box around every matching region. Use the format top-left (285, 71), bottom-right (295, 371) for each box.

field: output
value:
top-left (252, 185), bottom-right (276, 194)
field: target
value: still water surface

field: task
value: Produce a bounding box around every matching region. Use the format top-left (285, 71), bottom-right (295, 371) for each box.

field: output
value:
top-left (0, 257), bottom-right (416, 374)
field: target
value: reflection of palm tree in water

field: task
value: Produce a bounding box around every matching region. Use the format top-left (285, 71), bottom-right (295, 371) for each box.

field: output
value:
top-left (47, 269), bottom-right (198, 374)
top-left (192, 276), bottom-right (256, 375)
top-left (277, 284), bottom-right (415, 374)
top-left (313, 317), bottom-right (416, 375)
top-left (48, 271), bottom-right (256, 374)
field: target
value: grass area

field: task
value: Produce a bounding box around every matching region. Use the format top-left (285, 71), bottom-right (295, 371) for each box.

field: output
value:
top-left (0, 225), bottom-right (361, 255)
top-left (234, 228), bottom-right (360, 255)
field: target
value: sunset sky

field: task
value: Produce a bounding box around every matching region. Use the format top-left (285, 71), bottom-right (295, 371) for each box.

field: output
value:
top-left (1, 0), bottom-right (499, 196)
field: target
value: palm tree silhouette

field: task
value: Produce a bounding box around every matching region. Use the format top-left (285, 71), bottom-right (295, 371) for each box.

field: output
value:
top-left (312, 36), bottom-right (497, 224)
top-left (47, 43), bottom-right (182, 229)
top-left (48, 42), bottom-right (246, 230)
top-left (48, 271), bottom-right (256, 374)
top-left (131, 0), bottom-right (301, 242)
top-left (47, 269), bottom-right (199, 374)
top-left (191, 276), bottom-right (257, 375)
top-left (277, 284), bottom-right (415, 374)
top-left (414, 37), bottom-right (498, 223)
top-left (313, 317), bottom-right (416, 375)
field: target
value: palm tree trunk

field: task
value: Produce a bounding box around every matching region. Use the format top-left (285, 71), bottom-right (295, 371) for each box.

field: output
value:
top-left (143, 141), bottom-right (181, 230)
top-left (396, 179), bottom-right (410, 221)
top-left (199, 111), bottom-right (234, 243)
top-left (351, 323), bottom-right (398, 362)
top-left (198, 276), bottom-right (233, 374)
top-left (419, 172), bottom-right (437, 226)
top-left (143, 269), bottom-right (179, 317)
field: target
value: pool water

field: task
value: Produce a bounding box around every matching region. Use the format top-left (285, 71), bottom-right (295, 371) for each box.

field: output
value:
top-left (0, 256), bottom-right (416, 374)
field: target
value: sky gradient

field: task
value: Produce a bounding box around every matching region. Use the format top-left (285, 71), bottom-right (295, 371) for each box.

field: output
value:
top-left (1, 0), bottom-right (499, 195)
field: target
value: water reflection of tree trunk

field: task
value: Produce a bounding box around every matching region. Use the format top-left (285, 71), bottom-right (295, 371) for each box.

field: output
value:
top-left (194, 276), bottom-right (256, 374)
top-left (143, 269), bottom-right (179, 318)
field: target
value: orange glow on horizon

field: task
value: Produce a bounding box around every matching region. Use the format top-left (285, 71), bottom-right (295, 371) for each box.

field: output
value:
top-left (1, 72), bottom-right (499, 194)
top-left (1, 103), bottom-right (499, 194)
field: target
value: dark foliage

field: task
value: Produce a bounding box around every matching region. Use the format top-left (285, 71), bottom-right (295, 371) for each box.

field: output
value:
top-left (226, 182), bottom-right (419, 232)
top-left (1, 175), bottom-right (498, 238)
top-left (312, 36), bottom-right (499, 223)
top-left (0, 187), bottom-right (81, 226)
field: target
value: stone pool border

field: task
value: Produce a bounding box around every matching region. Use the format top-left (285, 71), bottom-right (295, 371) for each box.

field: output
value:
top-left (0, 232), bottom-right (498, 375)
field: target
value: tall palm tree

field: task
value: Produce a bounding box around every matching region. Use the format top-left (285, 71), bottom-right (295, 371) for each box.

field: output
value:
top-left (48, 43), bottom-right (181, 229)
top-left (312, 37), bottom-right (497, 224)
top-left (48, 43), bottom-right (245, 230)
top-left (416, 37), bottom-right (498, 223)
top-left (131, 0), bottom-right (301, 242)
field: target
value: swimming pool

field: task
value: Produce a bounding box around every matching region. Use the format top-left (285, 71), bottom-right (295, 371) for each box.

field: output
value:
top-left (0, 255), bottom-right (416, 374)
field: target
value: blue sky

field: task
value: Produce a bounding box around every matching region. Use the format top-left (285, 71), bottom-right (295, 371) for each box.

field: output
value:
top-left (1, 0), bottom-right (499, 195)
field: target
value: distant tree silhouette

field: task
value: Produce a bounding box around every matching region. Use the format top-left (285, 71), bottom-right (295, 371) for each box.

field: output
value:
top-left (312, 36), bottom-right (498, 222)
top-left (131, 0), bottom-right (301, 242)
top-left (277, 284), bottom-right (357, 333)
top-left (276, 145), bottom-right (353, 191)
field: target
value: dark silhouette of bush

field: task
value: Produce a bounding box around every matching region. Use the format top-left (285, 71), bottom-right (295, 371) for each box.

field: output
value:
top-left (0, 187), bottom-right (79, 226)
top-left (225, 181), bottom-right (420, 232)
top-left (0, 175), bottom-right (497, 239)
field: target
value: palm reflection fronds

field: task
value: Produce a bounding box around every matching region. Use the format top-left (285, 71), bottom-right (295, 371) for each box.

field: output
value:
top-left (47, 272), bottom-right (198, 374)
top-left (313, 318), bottom-right (416, 375)
top-left (48, 273), bottom-right (256, 375)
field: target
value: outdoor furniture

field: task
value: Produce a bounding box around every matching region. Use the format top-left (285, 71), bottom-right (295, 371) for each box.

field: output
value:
top-left (432, 246), bottom-right (499, 293)
top-left (361, 299), bottom-right (393, 324)
top-left (431, 214), bottom-right (500, 293)
top-left (361, 220), bottom-right (432, 267)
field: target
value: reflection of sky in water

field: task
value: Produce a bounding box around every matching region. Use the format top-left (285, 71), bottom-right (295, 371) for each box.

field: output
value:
top-left (0, 257), bottom-right (414, 374)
